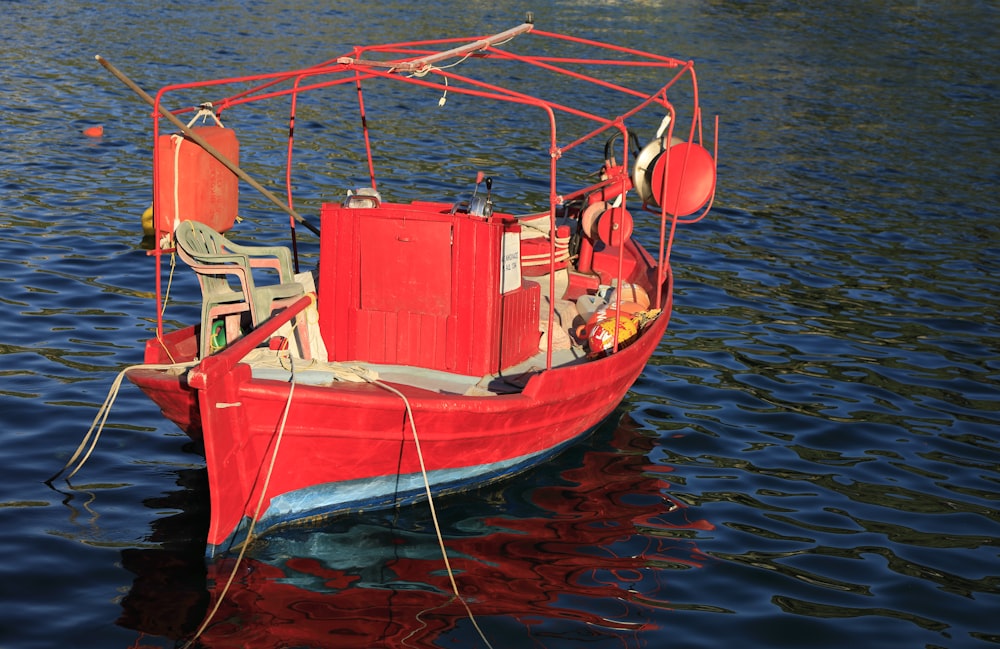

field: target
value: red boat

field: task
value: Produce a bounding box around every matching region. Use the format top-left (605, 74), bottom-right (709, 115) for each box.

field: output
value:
top-left (114, 21), bottom-right (716, 555)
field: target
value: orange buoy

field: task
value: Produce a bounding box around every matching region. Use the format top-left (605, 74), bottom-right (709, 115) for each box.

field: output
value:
top-left (83, 125), bottom-right (104, 138)
top-left (616, 301), bottom-right (645, 315)
top-left (616, 283), bottom-right (651, 310)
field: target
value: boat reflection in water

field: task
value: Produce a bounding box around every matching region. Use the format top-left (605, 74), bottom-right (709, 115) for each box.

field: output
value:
top-left (118, 413), bottom-right (712, 647)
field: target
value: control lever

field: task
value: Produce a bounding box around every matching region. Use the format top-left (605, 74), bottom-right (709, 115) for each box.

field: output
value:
top-left (467, 172), bottom-right (493, 217)
top-left (450, 171), bottom-right (495, 217)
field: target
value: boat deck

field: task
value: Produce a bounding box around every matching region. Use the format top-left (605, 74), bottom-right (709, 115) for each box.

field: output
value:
top-left (244, 345), bottom-right (589, 396)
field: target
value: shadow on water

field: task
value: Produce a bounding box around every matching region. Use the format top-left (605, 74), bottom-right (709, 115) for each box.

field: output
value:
top-left (114, 411), bottom-right (713, 648)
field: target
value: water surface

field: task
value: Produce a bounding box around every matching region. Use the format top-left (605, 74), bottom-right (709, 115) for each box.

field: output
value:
top-left (1, 1), bottom-right (998, 648)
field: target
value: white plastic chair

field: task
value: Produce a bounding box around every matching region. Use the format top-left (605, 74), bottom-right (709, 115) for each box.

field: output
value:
top-left (173, 220), bottom-right (308, 359)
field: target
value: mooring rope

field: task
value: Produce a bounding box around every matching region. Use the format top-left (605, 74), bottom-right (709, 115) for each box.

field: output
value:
top-left (46, 362), bottom-right (198, 483)
top-left (182, 351), bottom-right (297, 649)
top-left (372, 379), bottom-right (495, 649)
top-left (54, 350), bottom-right (492, 647)
top-left (183, 359), bottom-right (493, 648)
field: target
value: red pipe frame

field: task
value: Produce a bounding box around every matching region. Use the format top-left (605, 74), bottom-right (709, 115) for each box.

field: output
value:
top-left (147, 27), bottom-right (716, 363)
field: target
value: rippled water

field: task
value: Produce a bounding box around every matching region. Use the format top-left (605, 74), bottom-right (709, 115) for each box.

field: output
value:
top-left (2, 1), bottom-right (998, 648)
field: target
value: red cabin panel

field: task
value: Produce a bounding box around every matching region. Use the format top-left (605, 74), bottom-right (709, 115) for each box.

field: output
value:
top-left (359, 217), bottom-right (453, 315)
top-left (318, 203), bottom-right (539, 376)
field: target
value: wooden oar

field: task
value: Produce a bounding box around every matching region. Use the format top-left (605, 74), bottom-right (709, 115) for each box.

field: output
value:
top-left (95, 55), bottom-right (321, 236)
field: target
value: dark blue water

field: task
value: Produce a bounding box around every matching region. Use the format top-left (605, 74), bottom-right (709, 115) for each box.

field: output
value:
top-left (2, 1), bottom-right (998, 648)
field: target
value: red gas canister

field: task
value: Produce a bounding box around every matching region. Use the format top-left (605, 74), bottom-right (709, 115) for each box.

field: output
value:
top-left (154, 126), bottom-right (239, 234)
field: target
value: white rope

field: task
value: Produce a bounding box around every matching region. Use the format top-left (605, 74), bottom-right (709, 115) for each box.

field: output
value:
top-left (241, 347), bottom-right (377, 383)
top-left (59, 350), bottom-right (492, 647)
top-left (522, 249), bottom-right (571, 267)
top-left (186, 105), bottom-right (224, 129)
top-left (169, 134), bottom-right (184, 235)
top-left (160, 251), bottom-right (177, 318)
top-left (48, 362), bottom-right (199, 483)
top-left (182, 351), bottom-right (297, 648)
top-left (185, 359), bottom-right (493, 647)
top-left (373, 379), bottom-right (494, 649)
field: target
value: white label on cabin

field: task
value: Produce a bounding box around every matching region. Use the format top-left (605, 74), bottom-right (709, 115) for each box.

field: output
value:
top-left (501, 231), bottom-right (521, 294)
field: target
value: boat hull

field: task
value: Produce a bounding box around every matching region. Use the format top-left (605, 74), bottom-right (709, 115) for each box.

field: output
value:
top-left (128, 294), bottom-right (669, 555)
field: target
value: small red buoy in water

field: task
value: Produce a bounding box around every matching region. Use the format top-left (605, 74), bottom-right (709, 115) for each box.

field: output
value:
top-left (83, 125), bottom-right (104, 138)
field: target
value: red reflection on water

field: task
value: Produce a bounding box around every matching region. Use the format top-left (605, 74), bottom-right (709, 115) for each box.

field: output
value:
top-left (121, 416), bottom-right (712, 647)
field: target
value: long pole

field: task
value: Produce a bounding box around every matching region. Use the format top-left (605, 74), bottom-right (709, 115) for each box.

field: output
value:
top-left (95, 55), bottom-right (321, 236)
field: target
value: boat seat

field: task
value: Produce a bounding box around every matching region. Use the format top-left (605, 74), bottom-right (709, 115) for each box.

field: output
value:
top-left (173, 220), bottom-right (308, 359)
